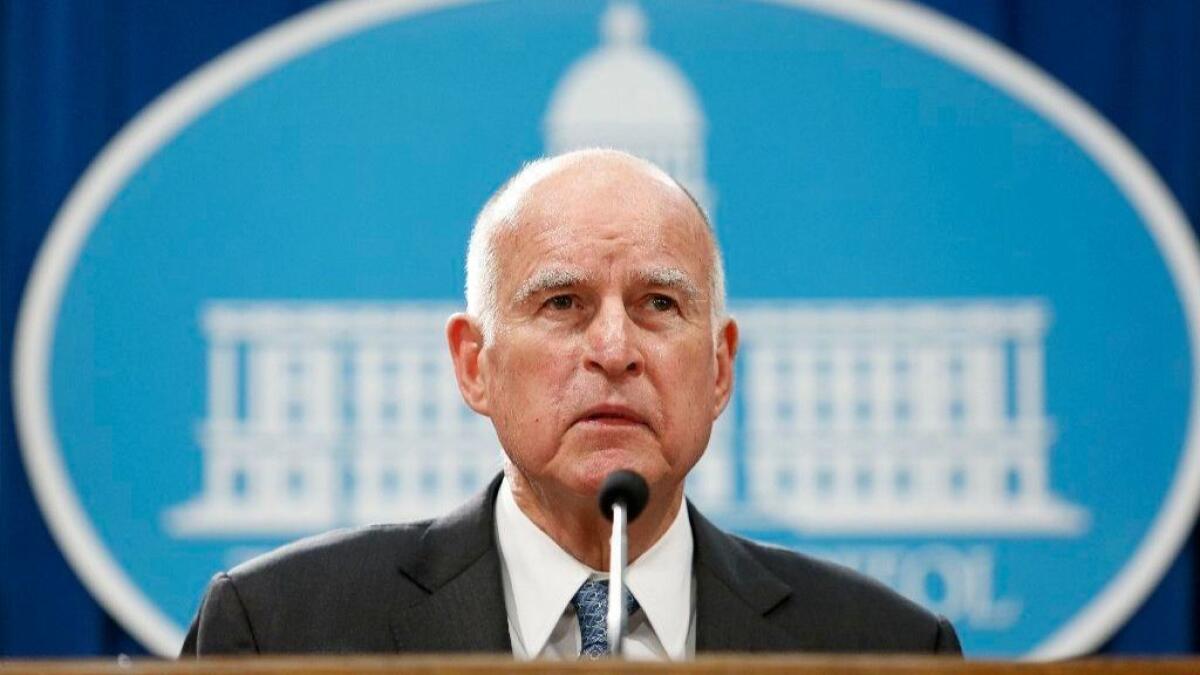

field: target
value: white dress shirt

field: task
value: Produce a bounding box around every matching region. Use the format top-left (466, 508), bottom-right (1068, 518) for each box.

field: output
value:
top-left (494, 476), bottom-right (696, 660)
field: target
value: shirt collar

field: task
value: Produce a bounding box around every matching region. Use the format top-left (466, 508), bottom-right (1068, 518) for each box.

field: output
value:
top-left (624, 492), bottom-right (693, 660)
top-left (494, 476), bottom-right (693, 659)
top-left (495, 476), bottom-right (593, 656)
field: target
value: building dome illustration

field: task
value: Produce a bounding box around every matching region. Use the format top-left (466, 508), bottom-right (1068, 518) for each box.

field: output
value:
top-left (544, 1), bottom-right (713, 217)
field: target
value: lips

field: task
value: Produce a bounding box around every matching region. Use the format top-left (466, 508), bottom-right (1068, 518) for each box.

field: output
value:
top-left (575, 404), bottom-right (649, 428)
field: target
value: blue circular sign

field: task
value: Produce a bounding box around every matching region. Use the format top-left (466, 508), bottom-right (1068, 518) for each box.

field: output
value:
top-left (15, 0), bottom-right (1200, 657)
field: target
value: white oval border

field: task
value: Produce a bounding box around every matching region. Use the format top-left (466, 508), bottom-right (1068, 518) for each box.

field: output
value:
top-left (12, 0), bottom-right (1200, 659)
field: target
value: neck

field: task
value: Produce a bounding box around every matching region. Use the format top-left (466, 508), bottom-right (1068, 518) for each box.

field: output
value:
top-left (505, 465), bottom-right (683, 571)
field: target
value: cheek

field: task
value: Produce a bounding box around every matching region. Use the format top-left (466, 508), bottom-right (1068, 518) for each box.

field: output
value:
top-left (488, 343), bottom-right (577, 431)
top-left (670, 341), bottom-right (718, 393)
top-left (501, 346), bottom-right (573, 395)
top-left (659, 343), bottom-right (720, 430)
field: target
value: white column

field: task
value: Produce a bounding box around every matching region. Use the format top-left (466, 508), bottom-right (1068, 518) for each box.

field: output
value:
top-left (206, 339), bottom-right (238, 426)
top-left (964, 341), bottom-right (1005, 433)
top-left (832, 452), bottom-right (854, 508)
top-left (831, 344), bottom-right (856, 434)
top-left (973, 455), bottom-right (1002, 508)
top-left (912, 342), bottom-right (950, 434)
top-left (437, 356), bottom-right (462, 438)
top-left (355, 440), bottom-right (380, 519)
top-left (698, 413), bottom-right (734, 506)
top-left (430, 354), bottom-right (462, 504)
top-left (339, 343), bottom-right (357, 433)
top-left (301, 344), bottom-right (338, 434)
top-left (246, 451), bottom-right (267, 510)
top-left (927, 455), bottom-right (952, 505)
top-left (355, 344), bottom-right (384, 433)
top-left (812, 347), bottom-right (833, 432)
top-left (399, 348), bottom-right (422, 433)
top-left (870, 343), bottom-right (895, 434)
top-left (1020, 455), bottom-right (1048, 502)
top-left (773, 351), bottom-right (796, 436)
top-left (249, 342), bottom-right (285, 433)
top-left (208, 451), bottom-right (235, 505)
top-left (892, 348), bottom-right (913, 432)
top-left (745, 343), bottom-right (778, 509)
top-left (792, 345), bottom-right (815, 433)
top-left (746, 345), bottom-right (778, 440)
top-left (874, 453), bottom-right (895, 506)
top-left (1016, 339), bottom-right (1046, 424)
top-left (908, 452), bottom-right (929, 504)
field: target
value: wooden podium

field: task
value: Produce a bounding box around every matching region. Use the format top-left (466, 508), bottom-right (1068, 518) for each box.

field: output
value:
top-left (2, 656), bottom-right (1198, 674)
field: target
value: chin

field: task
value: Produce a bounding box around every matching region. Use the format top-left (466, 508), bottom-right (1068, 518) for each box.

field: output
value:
top-left (565, 447), bottom-right (666, 495)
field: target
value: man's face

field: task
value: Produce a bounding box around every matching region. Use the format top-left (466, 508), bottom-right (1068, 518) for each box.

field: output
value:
top-left (472, 159), bottom-right (736, 500)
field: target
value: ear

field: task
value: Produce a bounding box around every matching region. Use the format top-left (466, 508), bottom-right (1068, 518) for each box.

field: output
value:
top-left (446, 312), bottom-right (491, 416)
top-left (713, 317), bottom-right (739, 418)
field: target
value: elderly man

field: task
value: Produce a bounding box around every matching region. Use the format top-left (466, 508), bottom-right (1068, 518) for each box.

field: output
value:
top-left (182, 149), bottom-right (961, 658)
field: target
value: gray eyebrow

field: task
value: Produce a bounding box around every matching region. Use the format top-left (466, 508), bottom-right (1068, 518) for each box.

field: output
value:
top-left (511, 265), bottom-right (702, 306)
top-left (512, 267), bottom-right (592, 305)
top-left (638, 266), bottom-right (701, 304)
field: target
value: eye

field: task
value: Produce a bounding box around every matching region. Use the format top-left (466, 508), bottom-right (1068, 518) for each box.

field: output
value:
top-left (546, 295), bottom-right (575, 311)
top-left (648, 294), bottom-right (678, 312)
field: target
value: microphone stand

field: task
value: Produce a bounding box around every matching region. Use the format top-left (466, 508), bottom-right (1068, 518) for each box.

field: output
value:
top-left (598, 469), bottom-right (648, 659)
top-left (606, 499), bottom-right (629, 657)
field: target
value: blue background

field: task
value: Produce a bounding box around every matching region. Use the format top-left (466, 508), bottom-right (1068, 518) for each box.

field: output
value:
top-left (2, 0), bottom-right (1198, 658)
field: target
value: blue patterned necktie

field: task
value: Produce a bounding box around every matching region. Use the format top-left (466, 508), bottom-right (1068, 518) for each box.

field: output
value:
top-left (571, 579), bottom-right (640, 659)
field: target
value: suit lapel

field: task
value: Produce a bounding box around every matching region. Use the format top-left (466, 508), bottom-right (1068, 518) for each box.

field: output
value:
top-left (389, 475), bottom-right (512, 653)
top-left (689, 504), bottom-right (798, 652)
top-left (388, 482), bottom-right (802, 653)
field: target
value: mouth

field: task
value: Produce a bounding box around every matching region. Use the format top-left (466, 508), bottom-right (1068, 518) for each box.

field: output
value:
top-left (575, 404), bottom-right (649, 429)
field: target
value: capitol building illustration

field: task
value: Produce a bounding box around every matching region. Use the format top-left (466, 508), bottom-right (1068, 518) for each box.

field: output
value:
top-left (165, 2), bottom-right (1087, 538)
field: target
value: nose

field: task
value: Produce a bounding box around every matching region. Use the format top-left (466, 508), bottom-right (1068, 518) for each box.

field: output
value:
top-left (584, 298), bottom-right (644, 379)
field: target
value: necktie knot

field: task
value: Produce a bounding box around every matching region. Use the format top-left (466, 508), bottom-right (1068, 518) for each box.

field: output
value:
top-left (570, 579), bottom-right (640, 659)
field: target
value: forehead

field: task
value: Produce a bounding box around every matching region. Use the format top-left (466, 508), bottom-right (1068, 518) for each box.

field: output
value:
top-left (495, 158), bottom-right (712, 281)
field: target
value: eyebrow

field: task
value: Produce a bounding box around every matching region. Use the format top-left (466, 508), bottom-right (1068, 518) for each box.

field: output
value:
top-left (510, 265), bottom-right (703, 306)
top-left (639, 266), bottom-right (701, 304)
top-left (512, 267), bottom-right (592, 305)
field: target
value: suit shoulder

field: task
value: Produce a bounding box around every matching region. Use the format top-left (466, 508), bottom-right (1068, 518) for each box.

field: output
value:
top-left (734, 535), bottom-right (954, 647)
top-left (228, 521), bottom-right (430, 587)
top-left (191, 523), bottom-right (435, 653)
top-left (739, 536), bottom-right (906, 599)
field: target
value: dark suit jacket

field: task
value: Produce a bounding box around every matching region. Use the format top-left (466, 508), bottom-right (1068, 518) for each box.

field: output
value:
top-left (181, 475), bottom-right (961, 656)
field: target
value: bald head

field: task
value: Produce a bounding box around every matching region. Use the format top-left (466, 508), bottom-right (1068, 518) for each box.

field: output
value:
top-left (465, 149), bottom-right (726, 340)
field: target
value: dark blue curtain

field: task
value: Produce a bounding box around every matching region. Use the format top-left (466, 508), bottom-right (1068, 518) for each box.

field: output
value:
top-left (2, 0), bottom-right (1197, 657)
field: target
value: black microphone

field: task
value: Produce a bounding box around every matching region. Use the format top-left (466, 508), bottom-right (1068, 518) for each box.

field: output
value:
top-left (598, 469), bottom-right (649, 523)
top-left (597, 469), bottom-right (649, 657)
